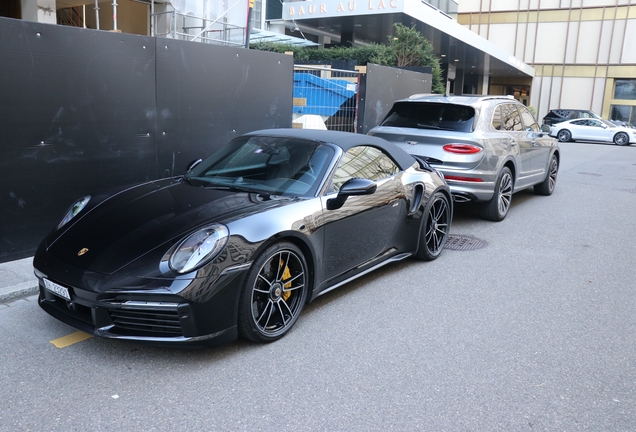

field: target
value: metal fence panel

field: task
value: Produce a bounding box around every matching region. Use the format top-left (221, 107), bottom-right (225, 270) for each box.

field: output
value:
top-left (293, 66), bottom-right (360, 132)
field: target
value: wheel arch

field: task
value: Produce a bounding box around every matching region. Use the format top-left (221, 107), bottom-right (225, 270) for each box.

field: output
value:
top-left (557, 128), bottom-right (572, 141)
top-left (613, 131), bottom-right (629, 145)
top-left (251, 232), bottom-right (318, 304)
top-left (415, 185), bottom-right (453, 259)
top-left (503, 159), bottom-right (517, 185)
top-left (552, 148), bottom-right (561, 165)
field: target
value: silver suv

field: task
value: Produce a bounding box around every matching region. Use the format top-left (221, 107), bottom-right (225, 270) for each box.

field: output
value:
top-left (368, 95), bottom-right (560, 221)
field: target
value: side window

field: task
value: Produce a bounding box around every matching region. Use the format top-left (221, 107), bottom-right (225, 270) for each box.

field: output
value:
top-left (331, 146), bottom-right (400, 192)
top-left (589, 120), bottom-right (602, 128)
top-left (518, 105), bottom-right (539, 132)
top-left (572, 119), bottom-right (587, 126)
top-left (501, 104), bottom-right (523, 131)
top-left (491, 106), bottom-right (502, 130)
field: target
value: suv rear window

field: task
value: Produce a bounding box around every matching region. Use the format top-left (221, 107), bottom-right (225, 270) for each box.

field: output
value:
top-left (380, 102), bottom-right (475, 133)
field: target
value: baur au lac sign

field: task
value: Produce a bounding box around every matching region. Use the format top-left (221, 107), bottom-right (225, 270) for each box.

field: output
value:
top-left (283, 0), bottom-right (402, 19)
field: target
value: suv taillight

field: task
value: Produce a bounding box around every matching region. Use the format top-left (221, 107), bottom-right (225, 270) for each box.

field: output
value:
top-left (443, 144), bottom-right (482, 154)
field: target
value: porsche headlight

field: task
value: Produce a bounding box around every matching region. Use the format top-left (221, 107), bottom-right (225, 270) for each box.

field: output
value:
top-left (169, 224), bottom-right (229, 274)
top-left (57, 196), bottom-right (91, 229)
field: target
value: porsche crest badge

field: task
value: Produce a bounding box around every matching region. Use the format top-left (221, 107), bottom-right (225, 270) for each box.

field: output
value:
top-left (77, 248), bottom-right (89, 256)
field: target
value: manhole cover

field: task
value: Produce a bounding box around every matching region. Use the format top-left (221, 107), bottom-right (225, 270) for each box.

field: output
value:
top-left (445, 234), bottom-right (488, 251)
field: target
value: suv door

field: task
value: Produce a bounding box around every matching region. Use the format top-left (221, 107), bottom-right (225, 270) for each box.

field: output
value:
top-left (517, 104), bottom-right (553, 176)
top-left (499, 103), bottom-right (534, 188)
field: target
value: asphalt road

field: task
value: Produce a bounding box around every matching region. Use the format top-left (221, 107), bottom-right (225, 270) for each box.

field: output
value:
top-left (1, 141), bottom-right (635, 431)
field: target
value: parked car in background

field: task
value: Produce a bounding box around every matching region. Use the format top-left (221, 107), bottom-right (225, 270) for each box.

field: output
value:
top-left (542, 109), bottom-right (602, 126)
top-left (609, 120), bottom-right (635, 129)
top-left (549, 118), bottom-right (636, 145)
top-left (34, 129), bottom-right (452, 346)
top-left (368, 95), bottom-right (560, 222)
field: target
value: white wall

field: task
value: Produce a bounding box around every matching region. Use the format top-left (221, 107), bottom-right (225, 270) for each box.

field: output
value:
top-left (534, 22), bottom-right (568, 64)
top-left (622, 20), bottom-right (636, 63)
top-left (21, 0), bottom-right (56, 24)
top-left (488, 24), bottom-right (517, 54)
top-left (561, 78), bottom-right (595, 109)
top-left (576, 21), bottom-right (602, 64)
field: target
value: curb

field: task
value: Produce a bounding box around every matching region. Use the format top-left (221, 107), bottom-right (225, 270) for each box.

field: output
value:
top-left (0, 284), bottom-right (39, 305)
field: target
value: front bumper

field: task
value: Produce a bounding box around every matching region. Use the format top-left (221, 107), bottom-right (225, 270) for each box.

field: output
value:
top-left (34, 258), bottom-right (249, 346)
top-left (38, 284), bottom-right (236, 346)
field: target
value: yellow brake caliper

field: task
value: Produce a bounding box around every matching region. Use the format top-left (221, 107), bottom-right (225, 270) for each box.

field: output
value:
top-left (280, 259), bottom-right (292, 301)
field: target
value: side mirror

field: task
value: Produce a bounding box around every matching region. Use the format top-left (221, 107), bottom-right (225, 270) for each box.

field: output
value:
top-left (187, 158), bottom-right (203, 172)
top-left (540, 124), bottom-right (551, 133)
top-left (326, 178), bottom-right (377, 210)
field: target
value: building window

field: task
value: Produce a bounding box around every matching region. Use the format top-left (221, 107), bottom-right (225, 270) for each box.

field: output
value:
top-left (614, 80), bottom-right (636, 100)
top-left (611, 80), bottom-right (636, 126)
top-left (610, 105), bottom-right (636, 126)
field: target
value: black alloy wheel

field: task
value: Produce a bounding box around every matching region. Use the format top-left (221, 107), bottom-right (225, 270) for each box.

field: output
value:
top-left (417, 192), bottom-right (450, 261)
top-left (238, 242), bottom-right (308, 343)
top-left (479, 167), bottom-right (513, 222)
top-left (557, 130), bottom-right (572, 142)
top-left (534, 154), bottom-right (559, 195)
top-left (614, 132), bottom-right (629, 146)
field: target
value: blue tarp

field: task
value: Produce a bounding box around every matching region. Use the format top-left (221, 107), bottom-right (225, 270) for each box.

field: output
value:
top-left (293, 73), bottom-right (356, 117)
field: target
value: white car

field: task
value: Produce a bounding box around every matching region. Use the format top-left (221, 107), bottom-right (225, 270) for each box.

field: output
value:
top-left (550, 118), bottom-right (636, 145)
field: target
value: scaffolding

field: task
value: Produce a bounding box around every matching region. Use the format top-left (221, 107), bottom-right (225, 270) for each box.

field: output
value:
top-left (151, 9), bottom-right (245, 47)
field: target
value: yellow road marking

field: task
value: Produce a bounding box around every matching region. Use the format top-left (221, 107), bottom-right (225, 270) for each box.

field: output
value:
top-left (50, 331), bottom-right (93, 348)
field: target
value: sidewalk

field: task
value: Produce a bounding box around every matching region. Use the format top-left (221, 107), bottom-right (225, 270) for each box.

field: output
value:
top-left (0, 257), bottom-right (38, 304)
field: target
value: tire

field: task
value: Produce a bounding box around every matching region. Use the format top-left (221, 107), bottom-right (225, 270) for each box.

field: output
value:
top-left (416, 192), bottom-right (450, 261)
top-left (557, 129), bottom-right (572, 142)
top-left (614, 132), bottom-right (629, 146)
top-left (534, 154), bottom-right (559, 195)
top-left (237, 242), bottom-right (308, 343)
top-left (479, 167), bottom-right (513, 222)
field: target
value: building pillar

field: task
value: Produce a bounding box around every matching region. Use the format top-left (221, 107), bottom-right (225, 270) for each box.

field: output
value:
top-left (340, 30), bottom-right (355, 47)
top-left (318, 35), bottom-right (331, 45)
top-left (339, 17), bottom-right (355, 47)
top-left (21, 0), bottom-right (56, 24)
top-left (481, 55), bottom-right (490, 95)
top-left (454, 68), bottom-right (464, 95)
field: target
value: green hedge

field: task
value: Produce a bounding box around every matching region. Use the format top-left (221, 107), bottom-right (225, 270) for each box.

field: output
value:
top-left (251, 24), bottom-right (445, 93)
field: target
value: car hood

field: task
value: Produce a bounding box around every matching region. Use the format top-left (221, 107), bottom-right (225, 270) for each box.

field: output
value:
top-left (45, 178), bottom-right (295, 275)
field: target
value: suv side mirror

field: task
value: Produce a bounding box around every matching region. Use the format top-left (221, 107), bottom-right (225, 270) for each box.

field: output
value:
top-left (327, 178), bottom-right (377, 210)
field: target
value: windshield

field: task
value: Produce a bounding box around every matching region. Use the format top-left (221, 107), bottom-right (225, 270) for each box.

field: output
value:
top-left (185, 136), bottom-right (334, 197)
top-left (380, 102), bottom-right (476, 133)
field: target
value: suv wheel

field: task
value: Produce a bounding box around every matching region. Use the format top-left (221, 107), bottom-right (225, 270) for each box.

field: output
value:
top-left (534, 154), bottom-right (558, 195)
top-left (479, 167), bottom-right (513, 222)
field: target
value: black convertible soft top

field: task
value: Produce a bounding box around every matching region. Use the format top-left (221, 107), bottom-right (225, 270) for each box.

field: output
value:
top-left (246, 128), bottom-right (417, 171)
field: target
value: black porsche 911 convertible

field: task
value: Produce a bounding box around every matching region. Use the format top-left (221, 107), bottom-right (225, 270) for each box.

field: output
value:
top-left (34, 129), bottom-right (452, 346)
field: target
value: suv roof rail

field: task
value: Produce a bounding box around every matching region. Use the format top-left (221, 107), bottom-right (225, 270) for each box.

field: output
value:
top-left (407, 94), bottom-right (516, 101)
top-left (477, 95), bottom-right (515, 101)
top-left (408, 93), bottom-right (437, 99)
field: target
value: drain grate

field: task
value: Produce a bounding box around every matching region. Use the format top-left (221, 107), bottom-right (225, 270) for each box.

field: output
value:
top-left (445, 234), bottom-right (488, 251)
